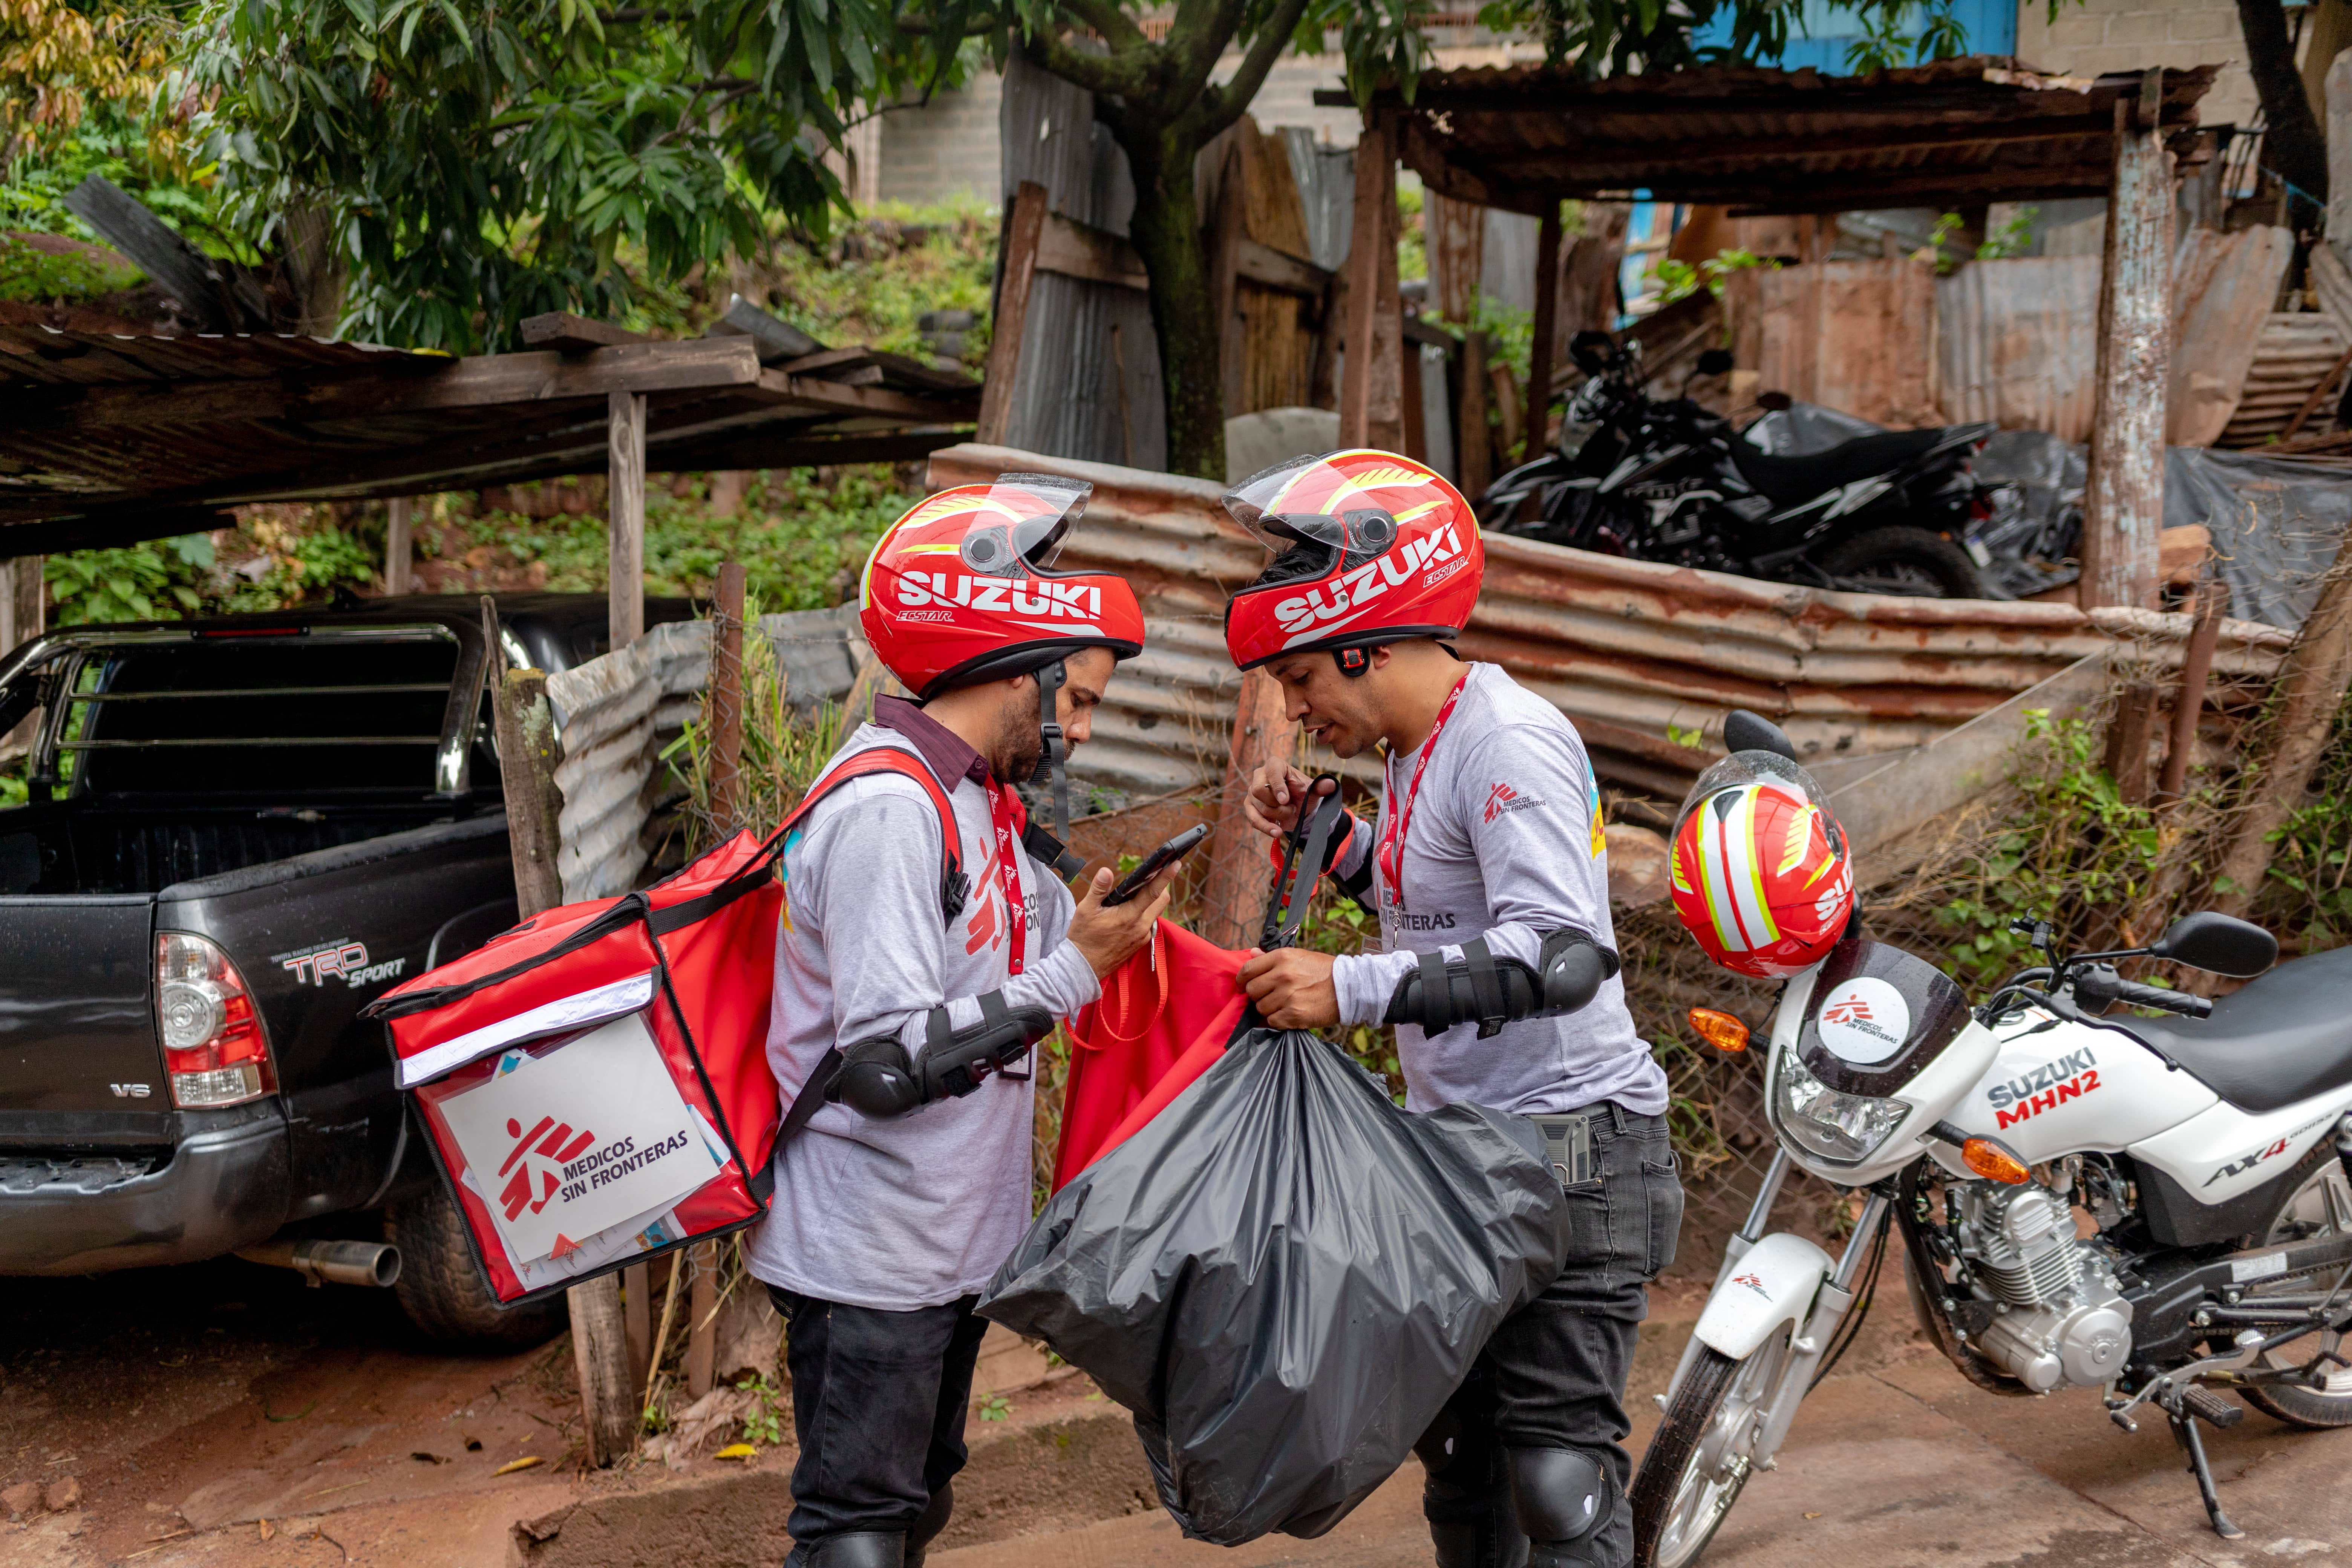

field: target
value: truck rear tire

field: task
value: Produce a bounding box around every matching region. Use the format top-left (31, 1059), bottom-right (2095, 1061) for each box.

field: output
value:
top-left (386, 1181), bottom-right (567, 1351)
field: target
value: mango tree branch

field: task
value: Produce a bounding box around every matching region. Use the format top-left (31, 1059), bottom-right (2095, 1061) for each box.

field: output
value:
top-left (1022, 22), bottom-right (1150, 98)
top-left (1162, 0), bottom-right (1251, 103)
top-left (1057, 0), bottom-right (1150, 51)
top-left (1194, 0), bottom-right (1311, 132)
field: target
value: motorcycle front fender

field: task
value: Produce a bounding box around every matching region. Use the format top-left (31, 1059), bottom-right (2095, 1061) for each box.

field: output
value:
top-left (1692, 1231), bottom-right (1834, 1360)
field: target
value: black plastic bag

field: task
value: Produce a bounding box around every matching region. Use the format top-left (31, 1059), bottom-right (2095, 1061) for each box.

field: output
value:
top-left (980, 1025), bottom-right (1568, 1545)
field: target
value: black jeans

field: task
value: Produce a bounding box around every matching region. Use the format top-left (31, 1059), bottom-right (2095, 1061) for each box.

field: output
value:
top-left (768, 1287), bottom-right (992, 1549)
top-left (1416, 1104), bottom-right (1684, 1568)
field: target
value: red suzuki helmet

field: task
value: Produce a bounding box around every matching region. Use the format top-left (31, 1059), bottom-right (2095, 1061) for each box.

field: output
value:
top-left (1220, 450), bottom-right (1482, 671)
top-left (1669, 750), bottom-right (1854, 978)
top-left (859, 473), bottom-right (1145, 697)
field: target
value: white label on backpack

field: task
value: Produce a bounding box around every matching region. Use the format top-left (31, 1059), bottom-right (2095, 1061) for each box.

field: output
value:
top-left (437, 1009), bottom-right (720, 1265)
top-left (397, 969), bottom-right (659, 1088)
top-left (1814, 977), bottom-right (1911, 1065)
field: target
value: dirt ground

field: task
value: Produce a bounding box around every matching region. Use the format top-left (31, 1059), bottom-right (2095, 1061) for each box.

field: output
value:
top-left (7, 1254), bottom-right (2350, 1568)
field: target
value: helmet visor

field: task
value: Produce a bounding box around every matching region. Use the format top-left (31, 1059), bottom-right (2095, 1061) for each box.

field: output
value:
top-left (1221, 453), bottom-right (1399, 559)
top-left (1675, 749), bottom-right (1837, 847)
top-left (959, 473), bottom-right (1092, 578)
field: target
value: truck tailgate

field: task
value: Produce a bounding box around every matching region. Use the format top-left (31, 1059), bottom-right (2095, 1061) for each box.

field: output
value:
top-left (0, 894), bottom-right (170, 1130)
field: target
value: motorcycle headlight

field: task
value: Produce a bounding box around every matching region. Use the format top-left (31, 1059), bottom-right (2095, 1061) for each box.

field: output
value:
top-left (1771, 1050), bottom-right (1908, 1165)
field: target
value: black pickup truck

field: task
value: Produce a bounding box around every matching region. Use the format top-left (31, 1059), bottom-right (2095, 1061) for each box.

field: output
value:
top-left (0, 594), bottom-right (686, 1346)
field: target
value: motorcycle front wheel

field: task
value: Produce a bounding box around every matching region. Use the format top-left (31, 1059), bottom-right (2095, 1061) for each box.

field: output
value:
top-left (1630, 1330), bottom-right (1793, 1568)
top-left (1818, 525), bottom-right (1983, 598)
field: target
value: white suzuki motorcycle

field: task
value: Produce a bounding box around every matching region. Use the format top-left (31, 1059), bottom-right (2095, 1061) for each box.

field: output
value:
top-left (1631, 714), bottom-right (2352, 1566)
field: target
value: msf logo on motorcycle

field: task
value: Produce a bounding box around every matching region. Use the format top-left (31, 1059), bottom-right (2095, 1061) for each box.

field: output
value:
top-left (896, 574), bottom-right (1104, 620)
top-left (1272, 526), bottom-right (1467, 635)
top-left (1987, 1045), bottom-right (2101, 1128)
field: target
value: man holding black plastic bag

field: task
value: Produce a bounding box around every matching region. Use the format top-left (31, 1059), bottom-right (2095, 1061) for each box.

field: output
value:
top-left (747, 476), bottom-right (1180, 1568)
top-left (1225, 451), bottom-right (1683, 1568)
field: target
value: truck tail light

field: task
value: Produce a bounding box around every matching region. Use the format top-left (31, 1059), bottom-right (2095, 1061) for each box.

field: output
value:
top-left (156, 933), bottom-right (274, 1108)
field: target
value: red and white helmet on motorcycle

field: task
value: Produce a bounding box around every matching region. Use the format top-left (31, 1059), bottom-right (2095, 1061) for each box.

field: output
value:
top-left (1669, 749), bottom-right (1854, 978)
top-left (1220, 450), bottom-right (1482, 671)
top-left (859, 473), bottom-right (1145, 697)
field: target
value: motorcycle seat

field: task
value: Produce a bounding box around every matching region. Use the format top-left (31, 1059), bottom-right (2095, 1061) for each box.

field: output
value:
top-left (2127, 944), bottom-right (2352, 1115)
top-left (1727, 427), bottom-right (1960, 504)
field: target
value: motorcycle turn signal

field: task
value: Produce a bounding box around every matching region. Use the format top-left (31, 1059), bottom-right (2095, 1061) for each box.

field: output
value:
top-left (1928, 1119), bottom-right (2030, 1184)
top-left (1686, 1007), bottom-right (1750, 1053)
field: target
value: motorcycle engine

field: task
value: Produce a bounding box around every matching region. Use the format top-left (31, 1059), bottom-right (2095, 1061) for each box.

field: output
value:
top-left (1955, 1182), bottom-right (2133, 1393)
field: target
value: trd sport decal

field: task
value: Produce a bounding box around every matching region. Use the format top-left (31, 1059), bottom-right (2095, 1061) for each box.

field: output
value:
top-left (273, 938), bottom-right (406, 989)
top-left (1988, 1045), bottom-right (2101, 1129)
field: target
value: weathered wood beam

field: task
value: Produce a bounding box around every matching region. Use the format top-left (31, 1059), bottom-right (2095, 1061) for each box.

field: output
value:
top-left (2082, 71), bottom-right (2171, 610)
top-left (385, 497), bottom-right (414, 595)
top-left (1341, 116), bottom-right (1405, 450)
top-left (520, 312), bottom-right (650, 351)
top-left (1236, 237), bottom-right (1331, 299)
top-left (0, 338), bottom-right (764, 432)
top-left (751, 369), bottom-right (977, 423)
top-left (977, 182), bottom-right (1048, 447)
top-left (609, 390), bottom-right (646, 649)
top-left (1037, 209), bottom-right (1150, 291)
top-left (1525, 204), bottom-right (1563, 460)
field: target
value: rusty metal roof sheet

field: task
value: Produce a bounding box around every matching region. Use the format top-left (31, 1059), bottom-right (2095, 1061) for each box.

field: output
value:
top-left (1338, 55), bottom-right (2217, 216)
top-left (0, 324), bottom-right (977, 554)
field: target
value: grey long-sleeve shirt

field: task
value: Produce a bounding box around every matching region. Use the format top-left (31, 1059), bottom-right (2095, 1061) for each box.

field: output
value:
top-left (1329, 662), bottom-right (1668, 1118)
top-left (745, 716), bottom-right (1099, 1310)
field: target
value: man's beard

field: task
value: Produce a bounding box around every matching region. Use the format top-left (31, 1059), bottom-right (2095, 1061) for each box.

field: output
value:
top-left (989, 694), bottom-right (1045, 785)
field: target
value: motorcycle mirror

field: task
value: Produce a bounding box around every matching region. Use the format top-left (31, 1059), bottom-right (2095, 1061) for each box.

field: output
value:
top-left (1569, 330), bottom-right (1617, 375)
top-left (2150, 911), bottom-right (2277, 978)
top-left (1722, 709), bottom-right (1799, 762)
top-left (1755, 390), bottom-right (1794, 412)
top-left (1695, 348), bottom-right (1735, 377)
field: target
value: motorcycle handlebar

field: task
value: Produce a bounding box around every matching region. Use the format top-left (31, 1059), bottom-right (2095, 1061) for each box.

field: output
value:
top-left (2074, 966), bottom-right (2214, 1019)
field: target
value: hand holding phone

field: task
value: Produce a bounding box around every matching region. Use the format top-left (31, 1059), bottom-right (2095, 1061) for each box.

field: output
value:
top-left (1104, 824), bottom-right (1210, 906)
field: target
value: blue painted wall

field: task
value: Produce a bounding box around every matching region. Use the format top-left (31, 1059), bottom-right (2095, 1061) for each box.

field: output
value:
top-left (1694, 0), bottom-right (2017, 74)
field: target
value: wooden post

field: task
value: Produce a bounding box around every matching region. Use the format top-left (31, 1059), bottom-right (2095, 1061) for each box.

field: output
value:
top-left (384, 498), bottom-right (414, 596)
top-left (2213, 534), bottom-right (2352, 917)
top-left (1525, 203), bottom-right (1564, 457)
top-left (1458, 329), bottom-right (1492, 499)
top-left (2082, 70), bottom-right (2172, 610)
top-left (2156, 578), bottom-right (2228, 804)
top-left (1400, 338), bottom-right (1427, 461)
top-left (977, 182), bottom-right (1048, 447)
top-left (1340, 117), bottom-right (1404, 450)
top-left (0, 556), bottom-right (37, 655)
top-left (2104, 680), bottom-right (2162, 806)
top-left (682, 559), bottom-right (744, 1402)
top-left (1196, 669), bottom-right (1300, 951)
top-left (624, 1264), bottom-right (652, 1396)
top-left (491, 649), bottom-right (632, 1465)
top-left (609, 391), bottom-right (646, 650)
top-left (1212, 141), bottom-right (1248, 423)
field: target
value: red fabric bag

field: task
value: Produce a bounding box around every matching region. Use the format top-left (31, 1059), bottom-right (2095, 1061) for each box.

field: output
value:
top-left (366, 747), bottom-right (962, 1306)
top-left (1054, 920), bottom-right (1248, 1191)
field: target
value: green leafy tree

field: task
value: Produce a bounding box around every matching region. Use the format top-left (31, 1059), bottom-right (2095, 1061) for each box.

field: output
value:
top-left (178, 0), bottom-right (977, 350)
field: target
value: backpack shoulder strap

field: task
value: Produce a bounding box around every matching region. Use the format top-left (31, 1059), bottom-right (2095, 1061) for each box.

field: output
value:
top-left (775, 744), bottom-right (970, 922)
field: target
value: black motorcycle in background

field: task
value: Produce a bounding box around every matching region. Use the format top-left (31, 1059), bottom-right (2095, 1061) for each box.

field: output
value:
top-left (1481, 332), bottom-right (2016, 599)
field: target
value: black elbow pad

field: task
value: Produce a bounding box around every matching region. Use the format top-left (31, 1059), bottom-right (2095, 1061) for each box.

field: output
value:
top-left (1382, 931), bottom-right (1620, 1039)
top-left (829, 993), bottom-right (1054, 1119)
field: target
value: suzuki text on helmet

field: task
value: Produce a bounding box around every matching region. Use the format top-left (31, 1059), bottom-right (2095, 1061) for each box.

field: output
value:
top-left (860, 474), bottom-right (1145, 853)
top-left (1221, 450), bottom-right (1483, 675)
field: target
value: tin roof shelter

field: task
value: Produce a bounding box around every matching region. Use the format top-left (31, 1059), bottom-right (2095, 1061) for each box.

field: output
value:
top-left (1326, 57), bottom-right (2216, 610)
top-left (0, 305), bottom-right (978, 644)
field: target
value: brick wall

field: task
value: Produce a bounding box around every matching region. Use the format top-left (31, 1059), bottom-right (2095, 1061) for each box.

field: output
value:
top-left (876, 71), bottom-right (1006, 206)
top-left (2015, 0), bottom-right (2270, 129)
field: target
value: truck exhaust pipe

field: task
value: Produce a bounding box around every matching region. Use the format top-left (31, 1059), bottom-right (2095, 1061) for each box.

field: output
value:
top-left (236, 1237), bottom-right (402, 1288)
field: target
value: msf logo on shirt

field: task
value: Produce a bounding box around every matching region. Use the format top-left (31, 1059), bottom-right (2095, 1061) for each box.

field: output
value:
top-left (499, 1114), bottom-right (596, 1222)
top-left (1271, 525), bottom-right (1467, 637)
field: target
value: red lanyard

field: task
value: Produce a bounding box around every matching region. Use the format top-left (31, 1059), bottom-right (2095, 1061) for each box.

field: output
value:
top-left (1377, 672), bottom-right (1469, 911)
top-left (983, 778), bottom-right (1028, 974)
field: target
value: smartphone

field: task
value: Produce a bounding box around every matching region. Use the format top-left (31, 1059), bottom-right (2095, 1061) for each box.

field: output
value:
top-left (1104, 824), bottom-right (1210, 906)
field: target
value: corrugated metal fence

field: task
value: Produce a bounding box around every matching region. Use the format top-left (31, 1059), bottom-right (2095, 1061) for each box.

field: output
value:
top-left (543, 444), bottom-right (2295, 893)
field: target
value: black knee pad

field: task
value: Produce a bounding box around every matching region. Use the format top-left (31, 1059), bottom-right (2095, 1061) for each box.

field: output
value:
top-left (1506, 1446), bottom-right (1609, 1546)
top-left (802, 1532), bottom-right (905, 1568)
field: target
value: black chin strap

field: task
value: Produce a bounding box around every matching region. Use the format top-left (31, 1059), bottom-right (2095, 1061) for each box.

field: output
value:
top-left (1023, 658), bottom-right (1087, 882)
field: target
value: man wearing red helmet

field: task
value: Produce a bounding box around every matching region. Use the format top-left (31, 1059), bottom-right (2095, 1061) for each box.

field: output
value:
top-left (748, 474), bottom-right (1181, 1568)
top-left (1223, 451), bottom-right (1682, 1568)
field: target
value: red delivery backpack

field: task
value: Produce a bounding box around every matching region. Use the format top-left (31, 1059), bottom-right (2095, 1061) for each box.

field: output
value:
top-left (364, 745), bottom-right (967, 1306)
